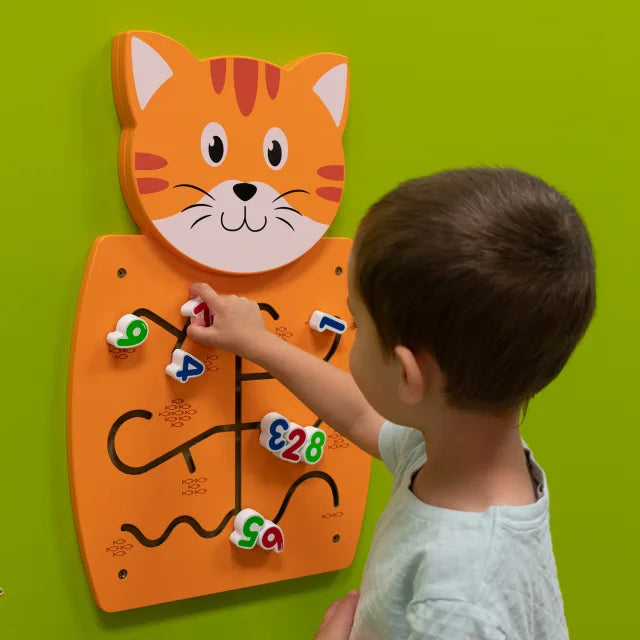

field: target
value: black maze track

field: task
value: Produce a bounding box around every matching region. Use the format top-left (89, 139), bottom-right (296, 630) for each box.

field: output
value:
top-left (106, 302), bottom-right (343, 548)
top-left (121, 471), bottom-right (339, 547)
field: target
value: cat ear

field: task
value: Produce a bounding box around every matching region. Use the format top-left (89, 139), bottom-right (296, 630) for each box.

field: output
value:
top-left (288, 54), bottom-right (349, 132)
top-left (113, 31), bottom-right (196, 124)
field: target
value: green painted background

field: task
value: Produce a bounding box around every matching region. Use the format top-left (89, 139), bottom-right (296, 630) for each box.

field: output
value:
top-left (1, 0), bottom-right (636, 637)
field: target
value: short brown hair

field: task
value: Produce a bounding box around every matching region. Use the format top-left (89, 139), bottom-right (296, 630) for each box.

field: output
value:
top-left (355, 168), bottom-right (596, 412)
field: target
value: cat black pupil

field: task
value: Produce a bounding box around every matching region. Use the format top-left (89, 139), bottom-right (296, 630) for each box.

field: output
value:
top-left (268, 140), bottom-right (282, 166)
top-left (208, 136), bottom-right (224, 164)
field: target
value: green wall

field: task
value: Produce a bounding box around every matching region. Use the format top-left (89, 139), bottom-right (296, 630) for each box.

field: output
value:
top-left (0, 1), bottom-right (636, 637)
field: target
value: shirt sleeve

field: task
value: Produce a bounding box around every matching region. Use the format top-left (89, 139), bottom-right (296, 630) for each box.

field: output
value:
top-left (406, 599), bottom-right (507, 640)
top-left (378, 421), bottom-right (425, 480)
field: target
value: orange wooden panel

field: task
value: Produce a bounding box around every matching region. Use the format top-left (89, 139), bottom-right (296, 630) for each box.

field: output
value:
top-left (68, 235), bottom-right (370, 612)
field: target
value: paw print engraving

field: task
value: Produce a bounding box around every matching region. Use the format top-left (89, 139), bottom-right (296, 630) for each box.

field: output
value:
top-left (327, 432), bottom-right (350, 450)
top-left (205, 354), bottom-right (220, 373)
top-left (107, 344), bottom-right (137, 360)
top-left (275, 327), bottom-right (293, 341)
top-left (182, 477), bottom-right (208, 496)
top-left (159, 398), bottom-right (197, 428)
top-left (106, 538), bottom-right (133, 557)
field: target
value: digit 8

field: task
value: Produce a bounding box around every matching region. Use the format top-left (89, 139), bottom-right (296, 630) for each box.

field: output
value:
top-left (304, 427), bottom-right (326, 464)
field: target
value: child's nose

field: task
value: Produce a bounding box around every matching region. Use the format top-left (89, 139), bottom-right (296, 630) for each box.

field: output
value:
top-left (233, 182), bottom-right (257, 201)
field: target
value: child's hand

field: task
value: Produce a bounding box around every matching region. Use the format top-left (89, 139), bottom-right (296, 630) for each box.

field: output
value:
top-left (314, 591), bottom-right (360, 640)
top-left (186, 282), bottom-right (272, 360)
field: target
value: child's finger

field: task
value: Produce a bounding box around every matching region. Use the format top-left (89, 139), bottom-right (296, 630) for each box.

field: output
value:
top-left (187, 323), bottom-right (217, 344)
top-left (189, 283), bottom-right (221, 311)
top-left (321, 600), bottom-right (341, 625)
top-left (315, 591), bottom-right (360, 639)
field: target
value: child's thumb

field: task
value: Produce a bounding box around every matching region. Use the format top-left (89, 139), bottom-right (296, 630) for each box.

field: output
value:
top-left (187, 323), bottom-right (217, 345)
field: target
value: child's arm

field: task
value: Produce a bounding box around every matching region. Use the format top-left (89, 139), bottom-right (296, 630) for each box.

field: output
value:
top-left (187, 283), bottom-right (384, 459)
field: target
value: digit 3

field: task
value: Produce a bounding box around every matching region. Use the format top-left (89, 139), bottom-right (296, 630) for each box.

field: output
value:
top-left (259, 413), bottom-right (290, 455)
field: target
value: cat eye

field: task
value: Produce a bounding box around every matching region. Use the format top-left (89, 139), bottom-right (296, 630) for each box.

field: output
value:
top-left (263, 127), bottom-right (288, 170)
top-left (201, 122), bottom-right (228, 167)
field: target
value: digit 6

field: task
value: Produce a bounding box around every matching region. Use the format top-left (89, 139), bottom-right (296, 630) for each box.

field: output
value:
top-left (258, 521), bottom-right (284, 553)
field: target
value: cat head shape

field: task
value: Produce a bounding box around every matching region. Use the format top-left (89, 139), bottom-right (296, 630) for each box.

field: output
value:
top-left (113, 31), bottom-right (349, 274)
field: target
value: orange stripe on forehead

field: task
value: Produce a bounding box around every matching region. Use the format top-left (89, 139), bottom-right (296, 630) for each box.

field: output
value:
top-left (234, 58), bottom-right (259, 116)
top-left (210, 58), bottom-right (226, 94)
top-left (265, 64), bottom-right (280, 100)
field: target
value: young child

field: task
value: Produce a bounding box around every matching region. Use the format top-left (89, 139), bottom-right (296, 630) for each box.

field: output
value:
top-left (187, 168), bottom-right (595, 639)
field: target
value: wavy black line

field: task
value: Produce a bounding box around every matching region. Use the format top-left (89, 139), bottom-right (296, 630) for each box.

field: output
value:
top-left (122, 509), bottom-right (236, 548)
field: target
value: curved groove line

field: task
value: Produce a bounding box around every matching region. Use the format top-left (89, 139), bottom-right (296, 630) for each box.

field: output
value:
top-left (258, 302), bottom-right (279, 320)
top-left (271, 471), bottom-right (339, 525)
top-left (323, 332), bottom-right (341, 363)
top-left (108, 410), bottom-right (260, 476)
top-left (172, 317), bottom-right (190, 352)
top-left (122, 509), bottom-right (236, 548)
top-left (133, 308), bottom-right (184, 339)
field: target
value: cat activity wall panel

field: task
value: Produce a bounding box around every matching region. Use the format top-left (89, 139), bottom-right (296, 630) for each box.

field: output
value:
top-left (68, 31), bottom-right (366, 611)
top-left (112, 30), bottom-right (349, 274)
top-left (68, 235), bottom-right (369, 612)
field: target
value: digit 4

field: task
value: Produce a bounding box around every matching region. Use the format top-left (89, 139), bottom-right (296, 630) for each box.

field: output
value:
top-left (166, 349), bottom-right (205, 383)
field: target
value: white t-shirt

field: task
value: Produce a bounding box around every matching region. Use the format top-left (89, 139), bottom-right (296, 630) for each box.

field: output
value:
top-left (349, 422), bottom-right (569, 640)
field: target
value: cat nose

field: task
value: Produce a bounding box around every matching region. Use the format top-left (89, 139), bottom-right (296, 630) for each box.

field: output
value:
top-left (232, 182), bottom-right (257, 202)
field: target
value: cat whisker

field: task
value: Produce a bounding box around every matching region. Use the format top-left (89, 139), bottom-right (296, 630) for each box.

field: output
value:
top-left (275, 216), bottom-right (296, 231)
top-left (182, 202), bottom-right (213, 213)
top-left (272, 189), bottom-right (309, 203)
top-left (190, 214), bottom-right (213, 229)
top-left (174, 183), bottom-right (216, 201)
top-left (274, 206), bottom-right (302, 216)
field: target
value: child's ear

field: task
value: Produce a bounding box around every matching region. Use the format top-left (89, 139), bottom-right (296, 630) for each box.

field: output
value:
top-left (394, 346), bottom-right (427, 405)
top-left (112, 31), bottom-right (196, 126)
top-left (287, 54), bottom-right (349, 133)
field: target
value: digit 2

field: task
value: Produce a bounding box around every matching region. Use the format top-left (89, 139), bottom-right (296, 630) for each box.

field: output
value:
top-left (280, 426), bottom-right (306, 462)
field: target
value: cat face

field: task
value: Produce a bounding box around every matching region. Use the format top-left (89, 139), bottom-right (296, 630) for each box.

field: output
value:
top-left (113, 32), bottom-right (349, 274)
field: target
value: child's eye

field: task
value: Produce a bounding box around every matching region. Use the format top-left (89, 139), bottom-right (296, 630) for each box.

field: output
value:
top-left (263, 127), bottom-right (288, 170)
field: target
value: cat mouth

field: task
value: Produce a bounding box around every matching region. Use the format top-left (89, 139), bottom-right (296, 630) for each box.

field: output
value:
top-left (220, 207), bottom-right (267, 233)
